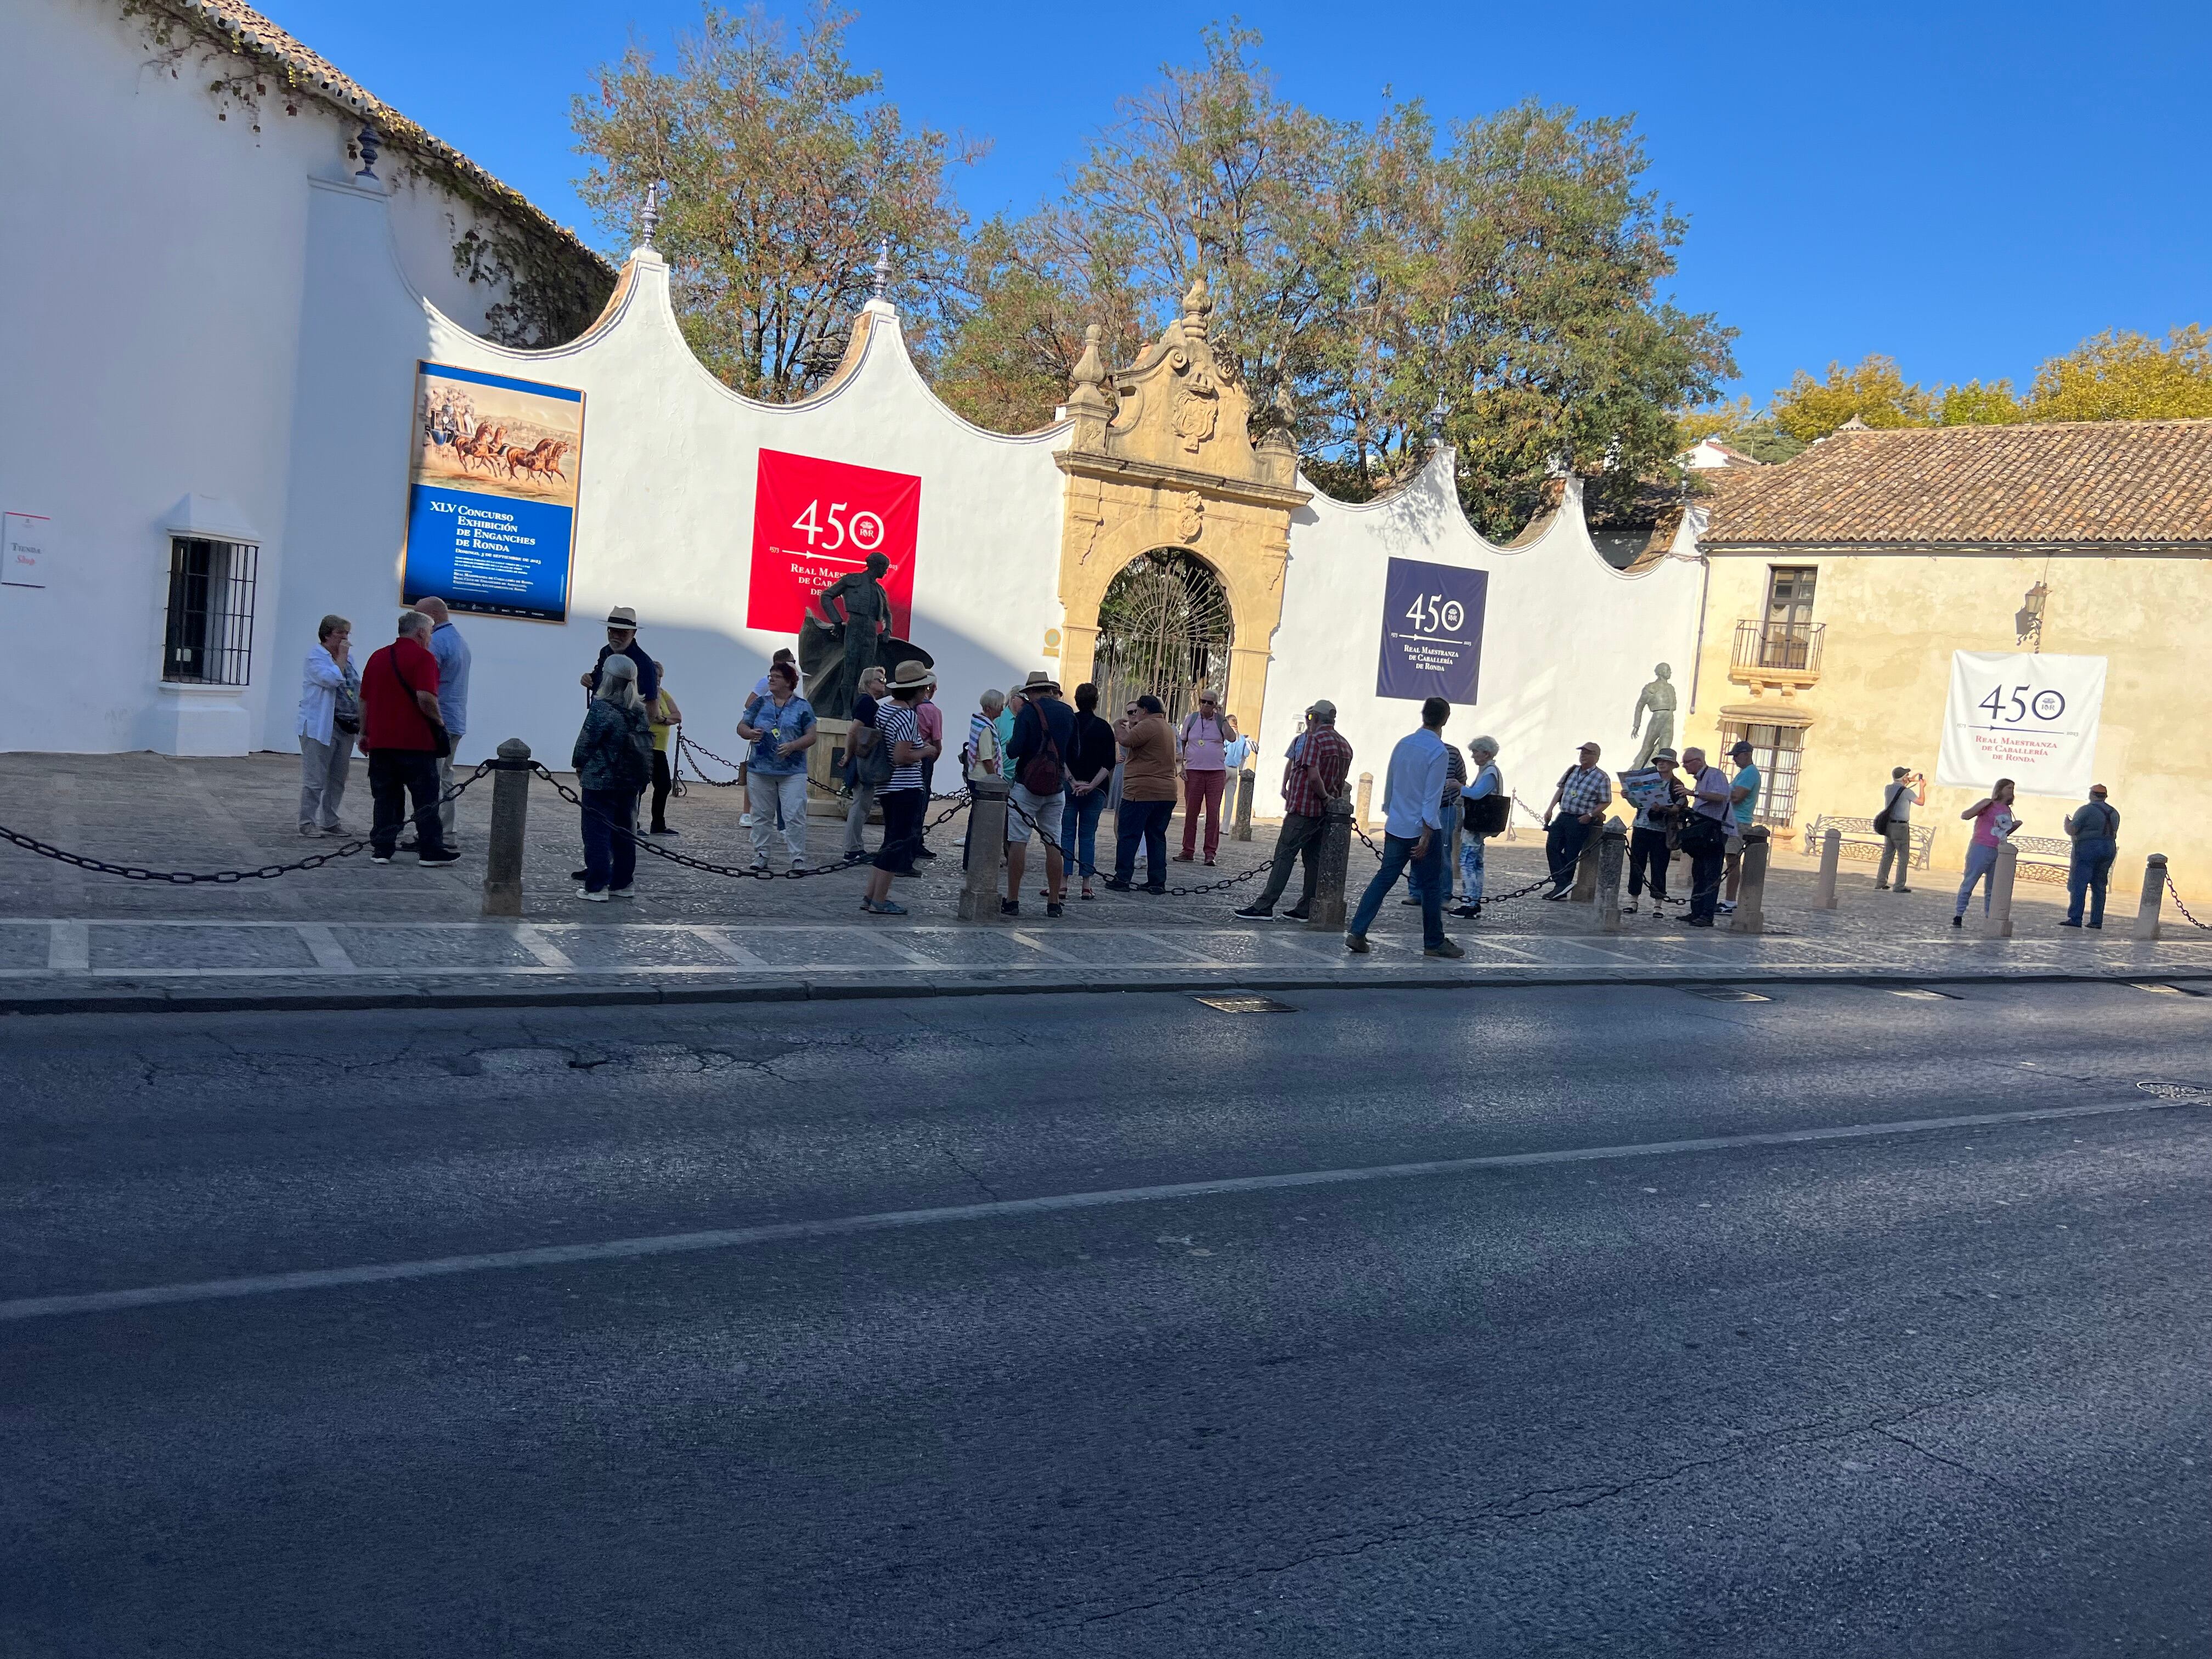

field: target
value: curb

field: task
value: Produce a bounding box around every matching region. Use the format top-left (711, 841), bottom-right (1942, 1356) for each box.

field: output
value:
top-left (3, 966), bottom-right (2207, 1019)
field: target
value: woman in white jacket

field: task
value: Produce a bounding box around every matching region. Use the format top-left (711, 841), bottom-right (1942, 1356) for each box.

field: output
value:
top-left (296, 614), bottom-right (361, 834)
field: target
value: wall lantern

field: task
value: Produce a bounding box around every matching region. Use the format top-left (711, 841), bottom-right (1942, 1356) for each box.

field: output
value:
top-left (2015, 581), bottom-right (2049, 648)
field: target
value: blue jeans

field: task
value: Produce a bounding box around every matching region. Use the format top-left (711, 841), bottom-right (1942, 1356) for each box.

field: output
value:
top-left (1406, 827), bottom-right (1454, 902)
top-left (1113, 799), bottom-right (1175, 888)
top-left (1061, 785), bottom-right (1108, 882)
top-left (1459, 834), bottom-right (1486, 904)
top-left (1955, 842), bottom-right (2000, 916)
top-left (2067, 838), bottom-right (2116, 924)
top-left (579, 787), bottom-right (636, 893)
top-left (1351, 831), bottom-right (1445, 949)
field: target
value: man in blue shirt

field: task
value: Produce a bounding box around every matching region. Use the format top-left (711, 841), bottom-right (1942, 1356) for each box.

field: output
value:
top-left (413, 596), bottom-right (471, 847)
top-left (1721, 739), bottom-right (1760, 914)
top-left (1346, 697), bottom-right (1463, 958)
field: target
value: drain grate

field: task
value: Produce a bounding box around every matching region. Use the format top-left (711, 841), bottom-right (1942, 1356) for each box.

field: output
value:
top-left (2137, 1080), bottom-right (2211, 1101)
top-left (1194, 991), bottom-right (1299, 1014)
top-left (1688, 988), bottom-right (1773, 1003)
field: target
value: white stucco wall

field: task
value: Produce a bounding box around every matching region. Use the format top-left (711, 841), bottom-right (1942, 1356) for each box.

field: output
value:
top-left (278, 208), bottom-right (1074, 765)
top-left (0, 0), bottom-right (576, 755)
top-left (1258, 461), bottom-right (1705, 822)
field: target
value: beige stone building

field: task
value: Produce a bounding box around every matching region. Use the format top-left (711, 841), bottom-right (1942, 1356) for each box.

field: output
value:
top-left (1690, 419), bottom-right (2212, 880)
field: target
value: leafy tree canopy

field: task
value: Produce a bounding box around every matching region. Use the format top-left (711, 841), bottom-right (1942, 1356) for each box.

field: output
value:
top-left (571, 5), bottom-right (981, 400)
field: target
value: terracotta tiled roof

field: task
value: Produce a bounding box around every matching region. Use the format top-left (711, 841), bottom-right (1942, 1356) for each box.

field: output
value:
top-left (1701, 419), bottom-right (2212, 548)
top-left (142, 0), bottom-right (608, 274)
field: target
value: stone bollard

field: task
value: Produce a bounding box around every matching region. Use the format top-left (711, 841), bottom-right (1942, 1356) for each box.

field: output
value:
top-left (1728, 825), bottom-right (1772, 934)
top-left (1596, 817), bottom-right (1628, 934)
top-left (1815, 826), bottom-right (1842, 909)
top-left (957, 776), bottom-right (1010, 922)
top-left (2134, 852), bottom-right (2168, 941)
top-left (1982, 840), bottom-right (2019, 939)
top-left (1572, 826), bottom-right (1602, 901)
top-left (1233, 769), bottom-right (1255, 842)
top-left (480, 737), bottom-right (533, 918)
top-left (1307, 791), bottom-right (1355, 932)
top-left (1354, 772), bottom-right (1374, 835)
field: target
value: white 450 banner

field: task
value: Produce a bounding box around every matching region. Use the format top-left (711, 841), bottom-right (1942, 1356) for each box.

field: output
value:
top-left (1937, 652), bottom-right (2106, 795)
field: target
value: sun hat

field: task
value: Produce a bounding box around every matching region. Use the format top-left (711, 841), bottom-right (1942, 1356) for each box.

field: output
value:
top-left (1015, 669), bottom-right (1060, 697)
top-left (887, 659), bottom-right (937, 695)
top-left (605, 605), bottom-right (639, 628)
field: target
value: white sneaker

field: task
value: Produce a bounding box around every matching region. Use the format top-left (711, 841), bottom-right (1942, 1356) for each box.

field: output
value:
top-left (575, 887), bottom-right (610, 903)
top-left (740, 813), bottom-right (754, 827)
top-left (790, 859), bottom-right (809, 873)
top-left (1718, 900), bottom-right (1737, 913)
top-left (608, 886), bottom-right (634, 899)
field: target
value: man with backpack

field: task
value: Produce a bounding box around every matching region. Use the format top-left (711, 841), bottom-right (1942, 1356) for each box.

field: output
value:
top-left (2061, 784), bottom-right (2121, 929)
top-left (1874, 766), bottom-right (1926, 892)
top-left (1003, 669), bottom-right (1074, 918)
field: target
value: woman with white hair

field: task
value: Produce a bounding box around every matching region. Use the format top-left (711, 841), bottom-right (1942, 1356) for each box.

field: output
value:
top-left (571, 652), bottom-right (654, 900)
top-left (1451, 737), bottom-right (1506, 919)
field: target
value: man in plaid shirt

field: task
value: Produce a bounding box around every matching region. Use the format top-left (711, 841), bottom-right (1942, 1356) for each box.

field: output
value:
top-left (1543, 740), bottom-right (1613, 899)
top-left (1234, 698), bottom-right (1353, 920)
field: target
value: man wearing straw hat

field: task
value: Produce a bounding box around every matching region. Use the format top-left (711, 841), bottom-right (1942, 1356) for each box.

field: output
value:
top-left (1003, 669), bottom-right (1073, 918)
top-left (579, 606), bottom-right (657, 705)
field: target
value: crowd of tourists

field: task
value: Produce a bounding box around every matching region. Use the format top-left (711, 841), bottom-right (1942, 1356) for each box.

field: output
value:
top-left (295, 605), bottom-right (2130, 930)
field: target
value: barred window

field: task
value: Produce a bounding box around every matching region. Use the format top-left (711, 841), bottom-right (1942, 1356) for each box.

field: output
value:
top-left (1718, 720), bottom-right (1804, 828)
top-left (162, 537), bottom-right (258, 686)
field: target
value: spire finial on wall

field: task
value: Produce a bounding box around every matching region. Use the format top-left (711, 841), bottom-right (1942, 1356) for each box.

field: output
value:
top-left (640, 180), bottom-right (668, 249)
top-left (871, 240), bottom-right (893, 302)
top-left (354, 126), bottom-right (381, 183)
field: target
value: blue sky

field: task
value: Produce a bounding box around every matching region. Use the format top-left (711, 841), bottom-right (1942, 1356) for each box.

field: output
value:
top-left (263, 0), bottom-right (2208, 405)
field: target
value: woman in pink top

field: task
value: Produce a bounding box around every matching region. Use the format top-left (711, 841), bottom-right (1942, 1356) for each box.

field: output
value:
top-left (1173, 689), bottom-right (1239, 865)
top-left (1953, 777), bottom-right (2023, 927)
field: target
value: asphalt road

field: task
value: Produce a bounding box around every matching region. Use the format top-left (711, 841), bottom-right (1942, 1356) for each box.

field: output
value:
top-left (3, 983), bottom-right (2208, 1657)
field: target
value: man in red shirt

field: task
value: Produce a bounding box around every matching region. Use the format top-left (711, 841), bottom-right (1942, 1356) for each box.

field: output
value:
top-left (1234, 697), bottom-right (1352, 921)
top-left (359, 611), bottom-right (458, 865)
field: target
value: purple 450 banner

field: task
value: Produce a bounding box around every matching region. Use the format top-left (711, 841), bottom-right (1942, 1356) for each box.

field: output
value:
top-left (1376, 557), bottom-right (1488, 703)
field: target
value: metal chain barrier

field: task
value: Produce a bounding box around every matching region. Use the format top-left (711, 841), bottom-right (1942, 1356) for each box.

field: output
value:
top-left (0, 763), bottom-right (492, 884)
top-left (2163, 873), bottom-right (2212, 930)
top-left (533, 761), bottom-right (966, 881)
top-left (999, 792), bottom-right (1273, 899)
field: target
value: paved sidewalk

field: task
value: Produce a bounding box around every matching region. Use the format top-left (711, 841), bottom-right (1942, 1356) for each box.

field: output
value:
top-left (3, 752), bottom-right (2207, 1012)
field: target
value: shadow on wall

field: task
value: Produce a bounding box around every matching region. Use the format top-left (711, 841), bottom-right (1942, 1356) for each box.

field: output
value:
top-left (394, 611), bottom-right (1035, 770)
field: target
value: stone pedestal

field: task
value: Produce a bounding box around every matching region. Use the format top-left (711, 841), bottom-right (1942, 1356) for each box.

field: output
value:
top-left (807, 717), bottom-right (851, 817)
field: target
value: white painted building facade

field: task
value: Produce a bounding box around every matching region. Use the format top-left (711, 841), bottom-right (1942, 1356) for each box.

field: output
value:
top-left (2, 0), bottom-right (1705, 819)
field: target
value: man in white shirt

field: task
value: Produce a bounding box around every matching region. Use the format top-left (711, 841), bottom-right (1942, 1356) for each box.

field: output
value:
top-left (1345, 697), bottom-right (1463, 959)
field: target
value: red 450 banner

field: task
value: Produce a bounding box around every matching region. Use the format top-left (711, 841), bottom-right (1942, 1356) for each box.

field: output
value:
top-left (746, 448), bottom-right (921, 636)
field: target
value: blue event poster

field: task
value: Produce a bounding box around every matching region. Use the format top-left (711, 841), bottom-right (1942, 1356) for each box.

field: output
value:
top-left (1376, 557), bottom-right (1488, 703)
top-left (401, 362), bottom-right (585, 623)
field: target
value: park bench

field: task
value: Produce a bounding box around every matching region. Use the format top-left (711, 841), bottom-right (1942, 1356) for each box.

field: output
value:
top-left (1799, 812), bottom-right (1934, 872)
top-left (2007, 834), bottom-right (2074, 884)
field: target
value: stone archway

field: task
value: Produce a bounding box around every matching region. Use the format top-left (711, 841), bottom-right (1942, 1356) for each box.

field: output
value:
top-left (1054, 278), bottom-right (1309, 741)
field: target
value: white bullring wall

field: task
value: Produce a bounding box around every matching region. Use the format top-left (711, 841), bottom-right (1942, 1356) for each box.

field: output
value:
top-left (0, 0), bottom-right (573, 757)
top-left (1260, 467), bottom-right (1705, 820)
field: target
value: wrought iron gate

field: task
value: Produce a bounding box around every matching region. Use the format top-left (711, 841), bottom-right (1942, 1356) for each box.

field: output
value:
top-left (1092, 551), bottom-right (1234, 729)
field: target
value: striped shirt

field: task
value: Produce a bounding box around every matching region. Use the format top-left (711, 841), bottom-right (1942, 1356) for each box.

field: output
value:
top-left (876, 699), bottom-right (924, 791)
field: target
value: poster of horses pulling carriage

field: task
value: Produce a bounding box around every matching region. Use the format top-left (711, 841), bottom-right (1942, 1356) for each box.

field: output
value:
top-left (400, 362), bottom-right (585, 623)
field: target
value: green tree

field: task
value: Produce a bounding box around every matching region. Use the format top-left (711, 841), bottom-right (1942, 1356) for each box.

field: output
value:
top-left (2027, 326), bottom-right (2212, 420)
top-left (1936, 378), bottom-right (2025, 426)
top-left (1770, 355), bottom-right (1934, 441)
top-left (571, 5), bottom-right (980, 400)
top-left (941, 30), bottom-right (1736, 539)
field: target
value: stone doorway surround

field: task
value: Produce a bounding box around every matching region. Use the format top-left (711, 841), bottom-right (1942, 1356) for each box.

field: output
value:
top-left (1054, 278), bottom-right (1310, 742)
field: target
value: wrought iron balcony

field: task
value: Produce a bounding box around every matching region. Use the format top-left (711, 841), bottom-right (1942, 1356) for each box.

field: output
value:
top-left (1729, 619), bottom-right (1824, 687)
